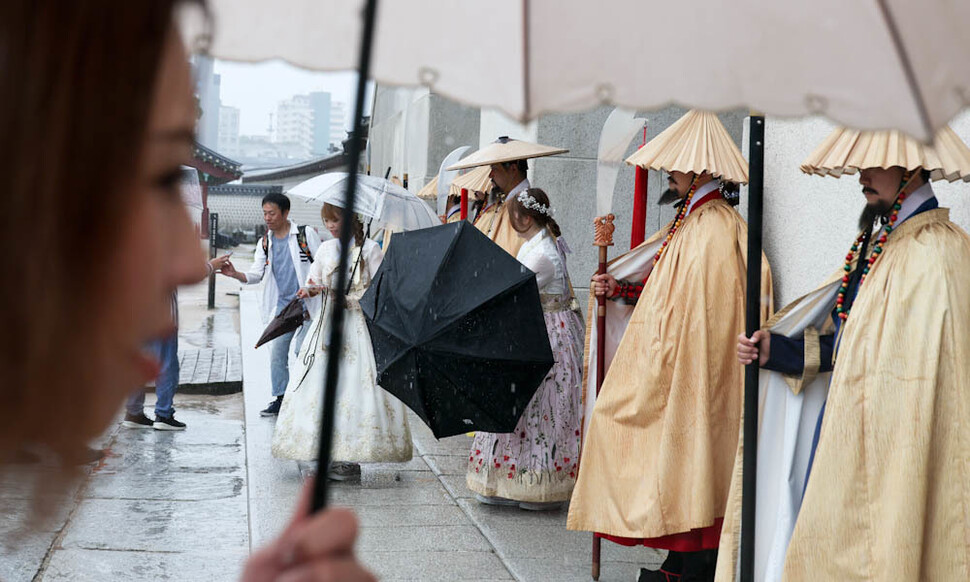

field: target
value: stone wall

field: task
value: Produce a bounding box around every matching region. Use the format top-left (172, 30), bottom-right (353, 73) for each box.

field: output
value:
top-left (207, 193), bottom-right (328, 240)
top-left (741, 111), bottom-right (970, 306)
top-left (530, 106), bottom-right (746, 310)
top-left (368, 87), bottom-right (970, 312)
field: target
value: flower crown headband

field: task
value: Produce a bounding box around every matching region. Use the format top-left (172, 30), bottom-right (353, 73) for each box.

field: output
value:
top-left (516, 190), bottom-right (554, 217)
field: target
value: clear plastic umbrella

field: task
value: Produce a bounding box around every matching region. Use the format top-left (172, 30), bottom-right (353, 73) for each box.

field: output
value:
top-left (288, 172), bottom-right (439, 231)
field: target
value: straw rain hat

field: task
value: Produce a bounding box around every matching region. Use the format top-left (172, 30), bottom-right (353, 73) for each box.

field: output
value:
top-left (447, 136), bottom-right (568, 171)
top-left (625, 110), bottom-right (748, 184)
top-left (450, 165), bottom-right (493, 193)
top-left (417, 176), bottom-right (439, 201)
top-left (801, 126), bottom-right (970, 183)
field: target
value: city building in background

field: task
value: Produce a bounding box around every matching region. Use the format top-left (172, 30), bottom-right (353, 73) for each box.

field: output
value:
top-left (192, 55), bottom-right (221, 150)
top-left (218, 106), bottom-right (240, 157)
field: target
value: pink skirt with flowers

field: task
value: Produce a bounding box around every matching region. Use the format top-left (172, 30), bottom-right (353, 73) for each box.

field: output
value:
top-left (466, 307), bottom-right (585, 503)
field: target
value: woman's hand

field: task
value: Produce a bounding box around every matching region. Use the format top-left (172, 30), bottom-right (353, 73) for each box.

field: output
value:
top-left (298, 283), bottom-right (325, 299)
top-left (242, 480), bottom-right (375, 582)
top-left (218, 260), bottom-right (247, 283)
top-left (738, 330), bottom-right (770, 366)
top-left (591, 273), bottom-right (618, 298)
top-left (209, 254), bottom-right (232, 273)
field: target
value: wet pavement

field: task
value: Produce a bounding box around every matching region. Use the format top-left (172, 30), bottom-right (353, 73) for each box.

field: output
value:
top-left (3, 245), bottom-right (664, 581)
top-left (1, 394), bottom-right (248, 582)
top-left (237, 288), bottom-right (664, 582)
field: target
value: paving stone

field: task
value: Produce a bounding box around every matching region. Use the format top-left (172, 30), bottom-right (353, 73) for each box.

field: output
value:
top-left (112, 418), bottom-right (243, 447)
top-left (99, 441), bottom-right (244, 473)
top-left (357, 525), bottom-right (492, 553)
top-left (40, 548), bottom-right (247, 582)
top-left (0, 530), bottom-right (57, 582)
top-left (328, 480), bottom-right (454, 507)
top-left (356, 469), bottom-right (441, 489)
top-left (84, 467), bottom-right (245, 501)
top-left (248, 494), bottom-right (301, 552)
top-left (438, 474), bottom-right (476, 500)
top-left (61, 498), bottom-right (248, 553)
top-left (363, 456), bottom-right (431, 473)
top-left (479, 523), bottom-right (662, 565)
top-left (0, 497), bottom-right (71, 534)
top-left (0, 467), bottom-right (81, 501)
top-left (505, 556), bottom-right (652, 582)
top-left (423, 453), bottom-right (470, 476)
top-left (352, 504), bottom-right (469, 528)
top-left (361, 551), bottom-right (513, 581)
top-left (458, 497), bottom-right (570, 528)
top-left (412, 435), bottom-right (472, 456)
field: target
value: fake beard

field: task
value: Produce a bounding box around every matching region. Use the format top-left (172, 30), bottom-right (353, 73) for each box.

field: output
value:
top-left (858, 192), bottom-right (894, 231)
top-left (657, 188), bottom-right (684, 207)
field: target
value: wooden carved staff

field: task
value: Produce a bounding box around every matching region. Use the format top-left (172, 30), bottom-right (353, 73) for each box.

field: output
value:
top-left (590, 213), bottom-right (615, 581)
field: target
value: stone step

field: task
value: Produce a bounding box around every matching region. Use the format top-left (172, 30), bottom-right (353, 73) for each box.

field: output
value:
top-left (144, 347), bottom-right (243, 395)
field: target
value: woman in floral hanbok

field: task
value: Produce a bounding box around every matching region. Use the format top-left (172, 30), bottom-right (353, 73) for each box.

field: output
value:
top-left (272, 204), bottom-right (412, 479)
top-left (466, 188), bottom-right (585, 510)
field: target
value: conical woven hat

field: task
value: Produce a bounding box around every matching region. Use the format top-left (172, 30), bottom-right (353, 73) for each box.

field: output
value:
top-left (447, 137), bottom-right (567, 170)
top-left (417, 176), bottom-right (439, 201)
top-left (450, 165), bottom-right (493, 193)
top-left (801, 126), bottom-right (970, 183)
top-left (625, 110), bottom-right (749, 184)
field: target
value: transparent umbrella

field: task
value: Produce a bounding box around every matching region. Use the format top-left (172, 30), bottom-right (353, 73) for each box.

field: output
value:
top-left (198, 0), bottom-right (970, 142)
top-left (288, 172), bottom-right (439, 231)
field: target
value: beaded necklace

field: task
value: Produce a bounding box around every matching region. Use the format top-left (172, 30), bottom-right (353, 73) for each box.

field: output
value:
top-left (836, 171), bottom-right (917, 321)
top-left (652, 178), bottom-right (700, 267)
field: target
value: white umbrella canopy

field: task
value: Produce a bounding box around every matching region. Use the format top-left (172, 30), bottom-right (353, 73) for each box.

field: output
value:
top-left (288, 172), bottom-right (440, 231)
top-left (197, 0), bottom-right (970, 142)
top-left (179, 166), bottom-right (203, 211)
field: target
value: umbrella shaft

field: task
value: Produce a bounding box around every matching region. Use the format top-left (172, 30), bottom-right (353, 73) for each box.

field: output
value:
top-left (311, 0), bottom-right (380, 514)
top-left (740, 114), bottom-right (765, 581)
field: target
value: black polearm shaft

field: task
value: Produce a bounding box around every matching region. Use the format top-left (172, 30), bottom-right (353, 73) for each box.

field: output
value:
top-left (740, 114), bottom-right (765, 581)
top-left (208, 212), bottom-right (218, 309)
top-left (311, 0), bottom-right (379, 513)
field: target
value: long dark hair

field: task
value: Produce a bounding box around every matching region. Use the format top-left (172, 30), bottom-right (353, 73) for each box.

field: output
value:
top-left (0, 1), bottom-right (199, 456)
top-left (507, 188), bottom-right (562, 238)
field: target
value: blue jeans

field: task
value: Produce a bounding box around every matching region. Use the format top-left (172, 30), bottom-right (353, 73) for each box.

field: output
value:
top-left (127, 333), bottom-right (178, 419)
top-left (271, 323), bottom-right (308, 398)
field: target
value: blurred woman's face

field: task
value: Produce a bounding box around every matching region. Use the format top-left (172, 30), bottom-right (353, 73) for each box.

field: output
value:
top-left (88, 34), bottom-right (206, 435)
top-left (508, 206), bottom-right (534, 236)
top-left (324, 213), bottom-right (343, 239)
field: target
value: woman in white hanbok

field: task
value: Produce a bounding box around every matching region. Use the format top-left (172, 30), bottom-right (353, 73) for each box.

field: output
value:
top-left (466, 188), bottom-right (585, 510)
top-left (272, 204), bottom-right (412, 475)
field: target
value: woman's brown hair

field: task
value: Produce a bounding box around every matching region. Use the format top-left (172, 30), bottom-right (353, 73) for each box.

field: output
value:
top-left (506, 188), bottom-right (562, 238)
top-left (322, 203), bottom-right (366, 247)
top-left (0, 1), bottom-right (194, 456)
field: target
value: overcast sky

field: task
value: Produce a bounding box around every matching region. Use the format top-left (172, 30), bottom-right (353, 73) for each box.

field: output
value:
top-left (215, 59), bottom-right (367, 136)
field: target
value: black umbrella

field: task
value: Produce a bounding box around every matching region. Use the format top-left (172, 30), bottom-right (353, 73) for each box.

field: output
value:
top-left (360, 221), bottom-right (555, 439)
top-left (254, 297), bottom-right (308, 348)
